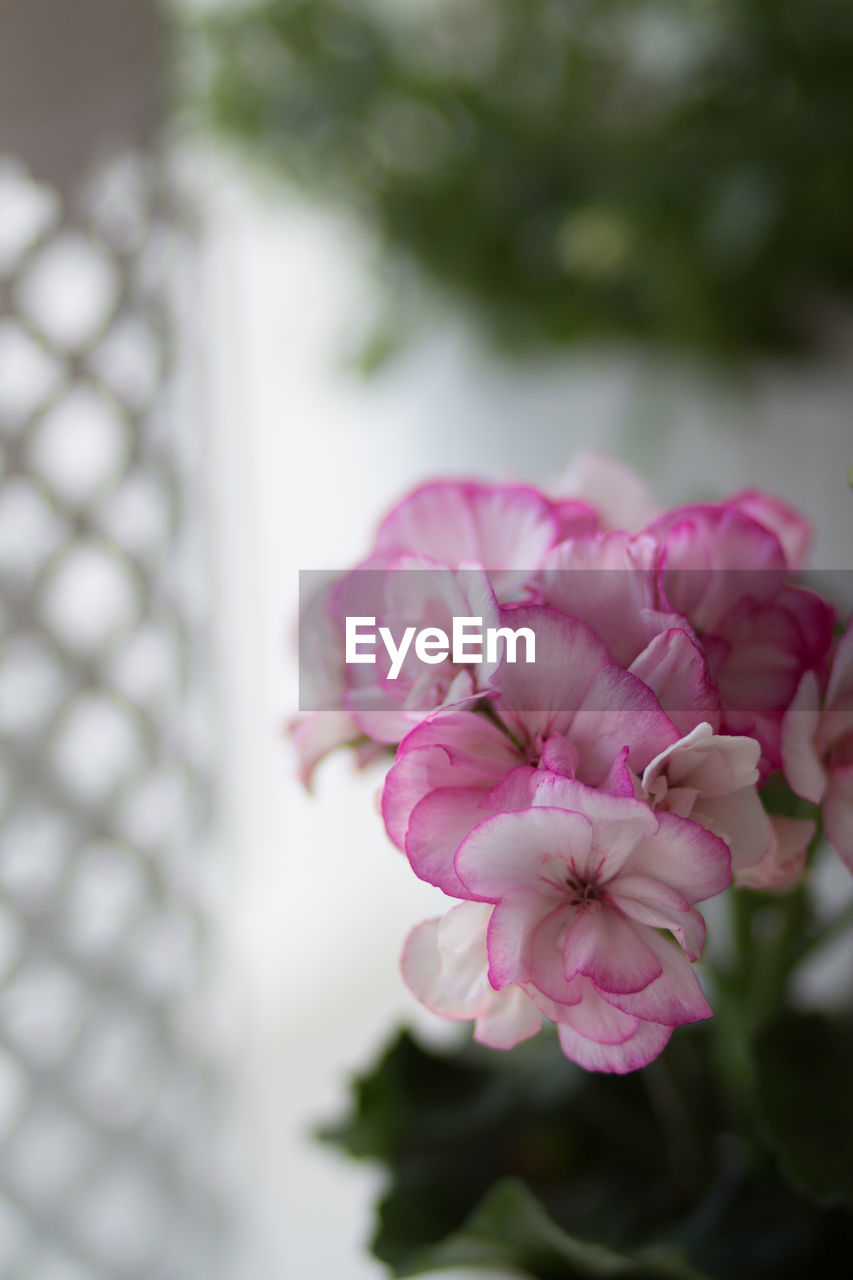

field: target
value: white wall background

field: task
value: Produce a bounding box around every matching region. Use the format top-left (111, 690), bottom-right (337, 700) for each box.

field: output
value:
top-left (195, 163), bottom-right (853, 1278)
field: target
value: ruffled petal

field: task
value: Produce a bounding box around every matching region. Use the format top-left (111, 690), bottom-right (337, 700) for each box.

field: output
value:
top-left (474, 985), bottom-right (543, 1050)
top-left (486, 889), bottom-right (547, 989)
top-left (455, 806), bottom-right (593, 900)
top-left (407, 787), bottom-right (494, 897)
top-left (643, 723), bottom-right (760, 797)
top-left (553, 452), bottom-right (661, 533)
top-left (557, 1015), bottom-right (672, 1074)
top-left (568, 666), bottom-right (681, 781)
top-left (629, 629), bottom-right (721, 736)
top-left (561, 907), bottom-right (663, 994)
top-left (696, 788), bottom-right (774, 872)
top-left (600, 928), bottom-right (713, 1026)
top-left (730, 490), bottom-right (813, 570)
top-left (606, 874), bottom-right (705, 960)
top-left (736, 816), bottom-right (814, 890)
top-left (622, 810), bottom-right (732, 903)
top-left (561, 981), bottom-right (640, 1045)
top-left (781, 671), bottom-right (826, 803)
top-left (402, 907), bottom-right (491, 1018)
top-left (490, 605), bottom-right (611, 746)
top-left (529, 775), bottom-right (658, 877)
top-left (538, 530), bottom-right (659, 665)
top-left (382, 712), bottom-right (518, 848)
top-left (375, 481), bottom-right (559, 596)
top-left (527, 905), bottom-right (584, 1006)
top-left (289, 711), bottom-right (362, 789)
top-left (402, 904), bottom-right (543, 1049)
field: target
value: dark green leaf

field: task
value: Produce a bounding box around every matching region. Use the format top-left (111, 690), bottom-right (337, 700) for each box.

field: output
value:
top-left (755, 1011), bottom-right (853, 1207)
top-left (318, 1027), bottom-right (722, 1268)
top-left (191, 0), bottom-right (853, 361)
top-left (401, 1178), bottom-right (709, 1279)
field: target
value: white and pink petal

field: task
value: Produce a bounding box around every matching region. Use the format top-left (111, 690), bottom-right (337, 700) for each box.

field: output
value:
top-left (780, 671), bottom-right (826, 803)
top-left (561, 907), bottom-right (663, 995)
top-left (455, 806), bottom-right (594, 901)
top-left (406, 787), bottom-right (495, 898)
top-left (601, 928), bottom-right (713, 1027)
top-left (621, 810), bottom-right (732, 904)
top-left (556, 1015), bottom-right (673, 1074)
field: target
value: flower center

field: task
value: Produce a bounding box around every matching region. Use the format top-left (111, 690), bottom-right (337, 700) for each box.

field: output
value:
top-left (539, 852), bottom-right (607, 905)
top-left (564, 871), bottom-right (600, 908)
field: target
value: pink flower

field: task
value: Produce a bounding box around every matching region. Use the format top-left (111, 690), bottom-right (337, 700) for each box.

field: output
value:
top-left (726, 489), bottom-right (814, 571)
top-left (295, 481), bottom-right (593, 775)
top-left (382, 606), bottom-right (710, 895)
top-left (646, 503), bottom-right (835, 774)
top-left (534, 509), bottom-right (833, 781)
top-left (736, 816), bottom-right (815, 891)
top-left (291, 459), bottom-right (843, 1076)
top-left (402, 902), bottom-right (544, 1049)
top-left (290, 574), bottom-right (365, 787)
top-left (449, 774), bottom-right (730, 1072)
top-left (782, 619), bottom-right (853, 870)
top-left (536, 493), bottom-right (832, 777)
top-left (290, 711), bottom-right (365, 790)
top-left (340, 558), bottom-right (501, 743)
top-left (537, 531), bottom-right (676, 668)
top-left (552, 452), bottom-right (661, 534)
top-left (640, 722), bottom-right (773, 878)
top-left (401, 897), bottom-right (704, 1072)
top-left (373, 480), bottom-right (594, 600)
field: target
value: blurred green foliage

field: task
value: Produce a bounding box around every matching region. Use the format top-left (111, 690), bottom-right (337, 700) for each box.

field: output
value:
top-left (317, 878), bottom-right (853, 1278)
top-left (321, 1019), bottom-right (853, 1279)
top-left (197, 0), bottom-right (853, 358)
top-left (401, 1178), bottom-right (709, 1278)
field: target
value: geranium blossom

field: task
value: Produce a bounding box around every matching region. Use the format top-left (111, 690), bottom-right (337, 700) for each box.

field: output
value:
top-left (736, 815), bottom-right (815, 891)
top-left (535, 498), bottom-right (834, 776)
top-left (647, 501), bottom-right (835, 775)
top-left (383, 606), bottom-right (693, 896)
top-left (552, 451), bottom-right (661, 533)
top-left (293, 480), bottom-right (596, 778)
top-left (373, 480), bottom-right (597, 596)
top-left (537, 530), bottom-right (676, 669)
top-left (294, 455), bottom-right (842, 1073)
top-left (640, 723), bottom-right (771, 877)
top-left (402, 901), bottom-right (544, 1050)
top-left (339, 558), bottom-right (502, 743)
top-left (447, 774), bottom-right (730, 1072)
top-left (782, 619), bottom-right (853, 869)
top-left (384, 610), bottom-right (771, 890)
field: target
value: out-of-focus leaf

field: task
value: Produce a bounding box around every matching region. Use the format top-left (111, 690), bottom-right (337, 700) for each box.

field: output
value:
top-left (319, 1027), bottom-right (722, 1269)
top-left (400, 1179), bottom-right (710, 1280)
top-left (193, 0), bottom-right (853, 360)
top-left (755, 1011), bottom-right (853, 1208)
top-left (320, 1020), bottom-right (853, 1277)
top-left (317, 1027), bottom-right (496, 1163)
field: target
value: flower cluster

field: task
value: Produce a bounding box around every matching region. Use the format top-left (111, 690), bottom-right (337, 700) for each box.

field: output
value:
top-left (295, 455), bottom-right (847, 1073)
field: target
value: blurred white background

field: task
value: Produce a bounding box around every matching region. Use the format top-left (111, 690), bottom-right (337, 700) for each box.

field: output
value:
top-left (196, 162), bottom-right (852, 1276)
top-left (2, 4), bottom-right (851, 1277)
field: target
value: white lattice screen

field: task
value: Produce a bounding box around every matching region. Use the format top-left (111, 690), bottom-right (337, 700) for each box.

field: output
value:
top-left (0, 138), bottom-right (220, 1280)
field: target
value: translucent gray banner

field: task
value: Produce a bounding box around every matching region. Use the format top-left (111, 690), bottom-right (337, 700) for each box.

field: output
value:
top-left (298, 567), bottom-right (850, 715)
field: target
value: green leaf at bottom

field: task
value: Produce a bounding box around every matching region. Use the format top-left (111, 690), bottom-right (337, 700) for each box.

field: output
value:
top-left (400, 1179), bottom-right (709, 1280)
top-left (755, 1011), bottom-right (853, 1208)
